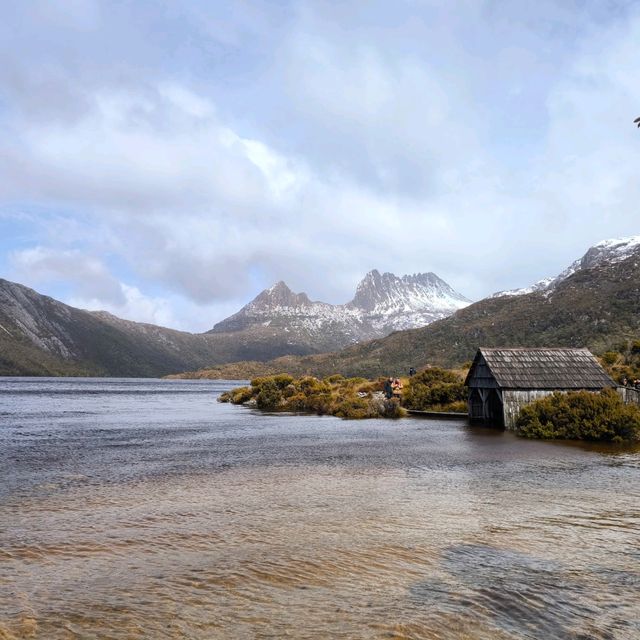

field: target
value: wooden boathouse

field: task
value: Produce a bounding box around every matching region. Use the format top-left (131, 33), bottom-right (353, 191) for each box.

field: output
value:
top-left (464, 347), bottom-right (616, 429)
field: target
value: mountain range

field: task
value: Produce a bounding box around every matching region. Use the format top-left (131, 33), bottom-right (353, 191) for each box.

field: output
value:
top-left (1, 236), bottom-right (638, 378)
top-left (209, 270), bottom-right (470, 349)
top-left (177, 236), bottom-right (640, 379)
top-left (0, 268), bottom-right (469, 377)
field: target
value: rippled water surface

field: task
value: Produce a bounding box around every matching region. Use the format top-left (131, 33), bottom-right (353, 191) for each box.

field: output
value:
top-left (1, 378), bottom-right (639, 639)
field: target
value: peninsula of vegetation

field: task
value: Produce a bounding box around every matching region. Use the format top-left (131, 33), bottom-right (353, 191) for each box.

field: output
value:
top-left (219, 367), bottom-right (467, 420)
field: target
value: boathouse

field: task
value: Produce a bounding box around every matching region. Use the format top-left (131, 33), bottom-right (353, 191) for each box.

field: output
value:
top-left (464, 347), bottom-right (616, 429)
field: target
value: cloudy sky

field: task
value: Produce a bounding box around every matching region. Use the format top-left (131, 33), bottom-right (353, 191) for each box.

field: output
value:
top-left (1, 1), bottom-right (639, 331)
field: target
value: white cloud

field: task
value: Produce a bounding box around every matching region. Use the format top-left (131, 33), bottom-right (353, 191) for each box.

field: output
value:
top-left (10, 247), bottom-right (126, 305)
top-left (1, 1), bottom-right (639, 329)
top-left (8, 246), bottom-right (246, 331)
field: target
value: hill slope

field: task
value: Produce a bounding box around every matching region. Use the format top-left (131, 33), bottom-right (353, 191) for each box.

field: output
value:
top-left (0, 279), bottom-right (324, 377)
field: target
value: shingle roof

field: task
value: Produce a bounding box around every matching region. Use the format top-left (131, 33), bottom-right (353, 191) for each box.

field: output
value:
top-left (466, 347), bottom-right (615, 389)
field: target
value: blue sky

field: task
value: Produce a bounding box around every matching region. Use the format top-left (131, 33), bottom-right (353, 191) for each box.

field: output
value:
top-left (0, 0), bottom-right (639, 331)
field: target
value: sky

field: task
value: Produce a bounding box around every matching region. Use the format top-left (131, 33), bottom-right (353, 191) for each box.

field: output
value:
top-left (0, 0), bottom-right (639, 332)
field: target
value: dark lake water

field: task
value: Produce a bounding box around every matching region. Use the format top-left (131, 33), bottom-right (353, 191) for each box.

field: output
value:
top-left (1, 377), bottom-right (639, 639)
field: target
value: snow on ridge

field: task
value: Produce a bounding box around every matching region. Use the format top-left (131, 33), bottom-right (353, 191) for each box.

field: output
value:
top-left (492, 234), bottom-right (640, 299)
top-left (592, 235), bottom-right (640, 251)
top-left (492, 277), bottom-right (554, 298)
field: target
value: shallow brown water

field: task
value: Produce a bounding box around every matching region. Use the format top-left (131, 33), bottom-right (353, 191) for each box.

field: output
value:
top-left (1, 378), bottom-right (639, 639)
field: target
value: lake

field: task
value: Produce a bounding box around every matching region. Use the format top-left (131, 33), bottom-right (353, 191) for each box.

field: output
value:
top-left (1, 378), bottom-right (639, 639)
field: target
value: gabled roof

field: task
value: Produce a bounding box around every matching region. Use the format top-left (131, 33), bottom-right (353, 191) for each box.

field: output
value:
top-left (465, 347), bottom-right (615, 389)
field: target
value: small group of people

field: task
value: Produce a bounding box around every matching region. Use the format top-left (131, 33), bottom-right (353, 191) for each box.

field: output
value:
top-left (622, 377), bottom-right (640, 389)
top-left (383, 377), bottom-right (403, 399)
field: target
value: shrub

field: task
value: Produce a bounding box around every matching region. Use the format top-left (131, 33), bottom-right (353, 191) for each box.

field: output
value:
top-left (283, 390), bottom-right (331, 415)
top-left (354, 380), bottom-right (380, 394)
top-left (332, 395), bottom-right (377, 419)
top-left (412, 368), bottom-right (460, 385)
top-left (344, 377), bottom-right (368, 386)
top-left (600, 351), bottom-right (619, 366)
top-left (219, 386), bottom-right (254, 404)
top-left (515, 389), bottom-right (640, 442)
top-left (251, 374), bottom-right (294, 391)
top-left (597, 341), bottom-right (640, 385)
top-left (296, 376), bottom-right (330, 394)
top-left (282, 392), bottom-right (308, 412)
top-left (306, 393), bottom-right (332, 415)
top-left (272, 374), bottom-right (295, 389)
top-left (403, 367), bottom-right (466, 412)
top-left (255, 379), bottom-right (282, 411)
top-left (281, 383), bottom-right (297, 399)
top-left (380, 398), bottom-right (405, 419)
top-left (230, 386), bottom-right (253, 404)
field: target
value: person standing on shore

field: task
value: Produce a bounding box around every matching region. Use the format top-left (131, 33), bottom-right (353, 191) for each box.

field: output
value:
top-left (392, 378), bottom-right (403, 399)
top-left (384, 377), bottom-right (394, 399)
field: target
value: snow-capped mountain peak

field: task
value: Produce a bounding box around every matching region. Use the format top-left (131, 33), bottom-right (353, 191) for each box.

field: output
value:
top-left (210, 269), bottom-right (471, 340)
top-left (576, 235), bottom-right (640, 269)
top-left (493, 235), bottom-right (640, 298)
top-left (252, 281), bottom-right (312, 308)
top-left (349, 269), bottom-right (470, 316)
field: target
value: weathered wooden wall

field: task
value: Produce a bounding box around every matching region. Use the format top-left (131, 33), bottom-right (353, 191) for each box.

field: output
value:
top-left (617, 387), bottom-right (640, 406)
top-left (501, 389), bottom-right (558, 430)
top-left (466, 356), bottom-right (499, 389)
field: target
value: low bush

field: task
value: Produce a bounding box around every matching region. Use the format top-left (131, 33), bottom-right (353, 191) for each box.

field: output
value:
top-left (255, 379), bottom-right (282, 411)
top-left (600, 351), bottom-right (619, 366)
top-left (380, 398), bottom-right (404, 418)
top-left (218, 386), bottom-right (254, 404)
top-left (283, 389), bottom-right (332, 415)
top-left (403, 367), bottom-right (466, 412)
top-left (332, 395), bottom-right (377, 419)
top-left (411, 368), bottom-right (460, 385)
top-left (515, 389), bottom-right (640, 442)
top-left (251, 374), bottom-right (293, 390)
top-left (230, 386), bottom-right (253, 404)
top-left (598, 340), bottom-right (640, 384)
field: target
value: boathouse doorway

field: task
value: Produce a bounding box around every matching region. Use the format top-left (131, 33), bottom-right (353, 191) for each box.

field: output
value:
top-left (468, 387), bottom-right (504, 427)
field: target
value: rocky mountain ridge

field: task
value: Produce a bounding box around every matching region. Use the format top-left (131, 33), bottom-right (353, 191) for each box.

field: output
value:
top-left (211, 269), bottom-right (471, 342)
